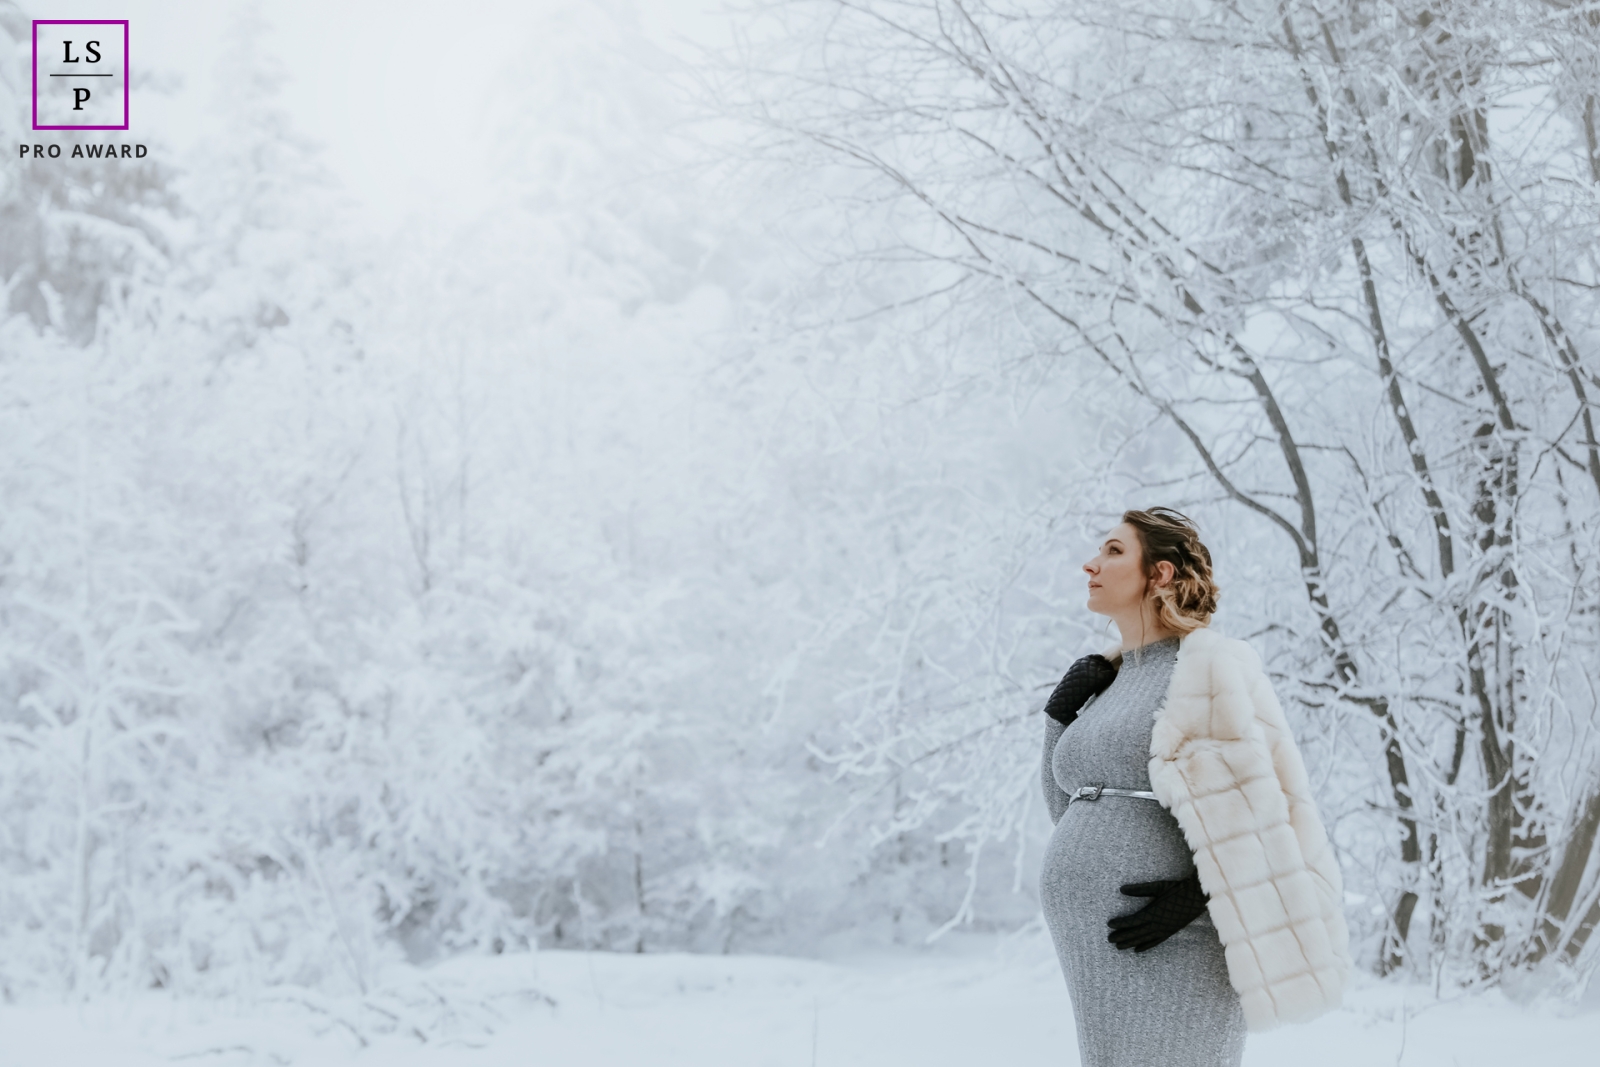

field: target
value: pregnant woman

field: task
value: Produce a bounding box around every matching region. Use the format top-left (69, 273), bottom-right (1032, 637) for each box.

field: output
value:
top-left (1038, 507), bottom-right (1350, 1066)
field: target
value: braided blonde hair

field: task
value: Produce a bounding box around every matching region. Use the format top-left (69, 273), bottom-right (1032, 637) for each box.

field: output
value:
top-left (1122, 506), bottom-right (1219, 635)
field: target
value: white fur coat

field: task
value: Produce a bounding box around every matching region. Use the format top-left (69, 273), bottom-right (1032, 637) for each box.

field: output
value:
top-left (1104, 625), bottom-right (1352, 1031)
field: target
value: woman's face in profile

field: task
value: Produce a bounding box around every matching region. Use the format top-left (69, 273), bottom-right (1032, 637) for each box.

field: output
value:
top-left (1083, 522), bottom-right (1145, 617)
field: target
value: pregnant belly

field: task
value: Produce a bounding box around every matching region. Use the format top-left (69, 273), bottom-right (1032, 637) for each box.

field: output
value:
top-left (1040, 798), bottom-right (1205, 923)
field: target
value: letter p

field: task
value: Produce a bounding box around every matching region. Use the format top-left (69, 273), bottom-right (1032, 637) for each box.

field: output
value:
top-left (72, 88), bottom-right (91, 111)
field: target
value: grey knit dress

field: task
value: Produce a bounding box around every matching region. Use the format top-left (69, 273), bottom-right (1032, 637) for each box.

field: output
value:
top-left (1039, 635), bottom-right (1246, 1067)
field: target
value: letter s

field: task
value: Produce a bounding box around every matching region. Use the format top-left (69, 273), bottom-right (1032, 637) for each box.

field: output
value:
top-left (87, 41), bottom-right (101, 63)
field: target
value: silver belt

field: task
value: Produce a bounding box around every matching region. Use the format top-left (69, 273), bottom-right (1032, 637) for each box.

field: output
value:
top-left (1067, 784), bottom-right (1160, 804)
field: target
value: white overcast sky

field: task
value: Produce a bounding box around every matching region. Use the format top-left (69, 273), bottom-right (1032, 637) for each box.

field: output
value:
top-left (20, 0), bottom-right (734, 226)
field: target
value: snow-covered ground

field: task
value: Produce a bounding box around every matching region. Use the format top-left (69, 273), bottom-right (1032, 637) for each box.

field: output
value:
top-left (3, 933), bottom-right (1595, 1066)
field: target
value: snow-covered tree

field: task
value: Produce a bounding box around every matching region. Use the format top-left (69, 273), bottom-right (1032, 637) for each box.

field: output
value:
top-left (706, 0), bottom-right (1600, 989)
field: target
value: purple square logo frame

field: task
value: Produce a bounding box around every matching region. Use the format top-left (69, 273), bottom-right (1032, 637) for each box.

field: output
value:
top-left (32, 20), bottom-right (130, 131)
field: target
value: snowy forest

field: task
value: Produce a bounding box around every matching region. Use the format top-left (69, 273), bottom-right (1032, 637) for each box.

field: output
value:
top-left (1, 0), bottom-right (1598, 1034)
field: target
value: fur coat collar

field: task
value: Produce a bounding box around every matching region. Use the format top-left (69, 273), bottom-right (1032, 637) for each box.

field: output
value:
top-left (1101, 625), bottom-right (1353, 1031)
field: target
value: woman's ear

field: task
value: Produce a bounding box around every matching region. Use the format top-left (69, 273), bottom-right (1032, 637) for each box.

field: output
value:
top-left (1154, 560), bottom-right (1176, 588)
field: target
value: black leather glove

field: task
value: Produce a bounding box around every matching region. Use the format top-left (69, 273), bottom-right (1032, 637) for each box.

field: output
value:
top-left (1043, 654), bottom-right (1118, 727)
top-left (1106, 872), bottom-right (1209, 952)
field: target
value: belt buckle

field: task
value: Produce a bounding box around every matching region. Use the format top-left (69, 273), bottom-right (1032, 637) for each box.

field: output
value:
top-left (1075, 784), bottom-right (1104, 802)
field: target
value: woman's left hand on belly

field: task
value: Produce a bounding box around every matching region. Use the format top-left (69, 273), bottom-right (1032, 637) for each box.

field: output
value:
top-left (1106, 871), bottom-right (1208, 952)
